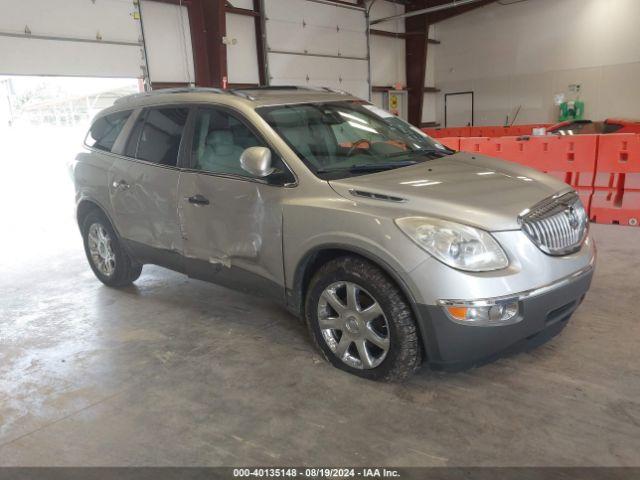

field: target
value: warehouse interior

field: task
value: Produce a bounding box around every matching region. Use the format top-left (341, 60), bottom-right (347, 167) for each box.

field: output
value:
top-left (1, 0), bottom-right (639, 471)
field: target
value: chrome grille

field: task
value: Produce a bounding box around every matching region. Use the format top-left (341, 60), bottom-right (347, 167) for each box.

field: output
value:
top-left (519, 192), bottom-right (588, 255)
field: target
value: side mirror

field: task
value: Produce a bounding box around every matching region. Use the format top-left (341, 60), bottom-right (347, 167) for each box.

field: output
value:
top-left (240, 146), bottom-right (274, 178)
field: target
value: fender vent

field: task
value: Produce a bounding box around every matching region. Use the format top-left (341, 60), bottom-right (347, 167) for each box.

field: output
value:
top-left (349, 189), bottom-right (407, 203)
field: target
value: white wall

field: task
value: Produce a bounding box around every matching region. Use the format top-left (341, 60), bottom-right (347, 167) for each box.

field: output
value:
top-left (431, 0), bottom-right (640, 126)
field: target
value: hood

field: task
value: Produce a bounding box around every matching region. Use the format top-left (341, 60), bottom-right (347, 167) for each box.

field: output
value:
top-left (328, 152), bottom-right (571, 231)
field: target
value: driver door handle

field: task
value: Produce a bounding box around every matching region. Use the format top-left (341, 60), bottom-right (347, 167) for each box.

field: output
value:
top-left (187, 194), bottom-right (210, 206)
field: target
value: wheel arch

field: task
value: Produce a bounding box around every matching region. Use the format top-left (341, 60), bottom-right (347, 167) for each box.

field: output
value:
top-left (289, 244), bottom-right (428, 359)
top-left (76, 198), bottom-right (118, 235)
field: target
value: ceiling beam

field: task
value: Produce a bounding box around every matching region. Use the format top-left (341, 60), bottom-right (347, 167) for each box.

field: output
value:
top-left (372, 0), bottom-right (496, 25)
top-left (426, 0), bottom-right (495, 22)
top-left (225, 5), bottom-right (259, 17)
top-left (369, 28), bottom-right (440, 43)
top-left (371, 0), bottom-right (484, 24)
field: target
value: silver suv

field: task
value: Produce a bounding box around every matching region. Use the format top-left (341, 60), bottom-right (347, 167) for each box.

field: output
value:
top-left (73, 87), bottom-right (595, 381)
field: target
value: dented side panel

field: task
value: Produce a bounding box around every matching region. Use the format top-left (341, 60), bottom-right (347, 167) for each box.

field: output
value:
top-left (108, 158), bottom-right (183, 255)
top-left (178, 172), bottom-right (286, 299)
top-left (73, 148), bottom-right (116, 223)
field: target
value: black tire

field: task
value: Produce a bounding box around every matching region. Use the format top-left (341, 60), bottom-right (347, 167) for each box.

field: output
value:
top-left (81, 209), bottom-right (142, 287)
top-left (305, 255), bottom-right (422, 381)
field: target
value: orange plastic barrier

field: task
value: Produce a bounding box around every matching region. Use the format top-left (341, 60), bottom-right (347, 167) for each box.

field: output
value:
top-left (422, 127), bottom-right (471, 138)
top-left (459, 135), bottom-right (598, 209)
top-left (467, 126), bottom-right (485, 137)
top-left (481, 126), bottom-right (513, 137)
top-left (436, 137), bottom-right (460, 150)
top-left (423, 124), bottom-right (551, 138)
top-left (590, 134), bottom-right (640, 226)
top-left (459, 136), bottom-right (497, 155)
top-left (459, 136), bottom-right (530, 165)
top-left (536, 135), bottom-right (599, 210)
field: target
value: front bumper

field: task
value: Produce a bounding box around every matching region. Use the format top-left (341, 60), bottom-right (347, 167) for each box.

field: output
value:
top-left (415, 265), bottom-right (594, 371)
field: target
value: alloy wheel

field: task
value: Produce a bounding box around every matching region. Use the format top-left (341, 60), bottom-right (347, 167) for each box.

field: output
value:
top-left (87, 223), bottom-right (116, 277)
top-left (317, 281), bottom-right (390, 369)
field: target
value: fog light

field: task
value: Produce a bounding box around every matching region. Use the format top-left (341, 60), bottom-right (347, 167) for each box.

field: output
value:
top-left (443, 300), bottom-right (519, 326)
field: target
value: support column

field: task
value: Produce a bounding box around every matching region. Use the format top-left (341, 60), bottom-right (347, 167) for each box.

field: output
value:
top-left (187, 0), bottom-right (227, 87)
top-left (186, 0), bottom-right (212, 86)
top-left (405, 2), bottom-right (429, 126)
top-left (203, 0), bottom-right (227, 87)
top-left (253, 0), bottom-right (267, 85)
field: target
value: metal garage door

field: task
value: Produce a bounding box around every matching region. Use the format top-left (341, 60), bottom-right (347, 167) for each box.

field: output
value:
top-left (0, 0), bottom-right (143, 78)
top-left (140, 1), bottom-right (195, 84)
top-left (0, 0), bottom-right (194, 84)
top-left (264, 0), bottom-right (369, 99)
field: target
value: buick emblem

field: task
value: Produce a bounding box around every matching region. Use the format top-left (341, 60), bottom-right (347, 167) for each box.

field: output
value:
top-left (565, 206), bottom-right (579, 229)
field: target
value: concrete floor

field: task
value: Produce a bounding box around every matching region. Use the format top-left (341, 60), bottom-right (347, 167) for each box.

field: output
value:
top-left (1, 218), bottom-right (639, 466)
top-left (0, 133), bottom-right (639, 466)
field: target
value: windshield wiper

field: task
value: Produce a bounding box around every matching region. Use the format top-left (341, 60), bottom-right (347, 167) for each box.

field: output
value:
top-left (385, 147), bottom-right (443, 158)
top-left (316, 160), bottom-right (417, 174)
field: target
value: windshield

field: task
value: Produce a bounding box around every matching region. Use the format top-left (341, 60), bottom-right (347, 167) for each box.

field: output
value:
top-left (256, 101), bottom-right (453, 179)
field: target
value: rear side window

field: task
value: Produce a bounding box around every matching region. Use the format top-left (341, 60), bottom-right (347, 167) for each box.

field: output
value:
top-left (86, 110), bottom-right (132, 152)
top-left (127, 107), bottom-right (189, 167)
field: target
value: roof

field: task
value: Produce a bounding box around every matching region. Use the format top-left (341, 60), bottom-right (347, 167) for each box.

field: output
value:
top-left (108, 86), bottom-right (357, 113)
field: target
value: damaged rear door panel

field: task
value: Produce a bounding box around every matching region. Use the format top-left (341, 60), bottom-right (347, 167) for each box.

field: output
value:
top-left (108, 107), bottom-right (189, 270)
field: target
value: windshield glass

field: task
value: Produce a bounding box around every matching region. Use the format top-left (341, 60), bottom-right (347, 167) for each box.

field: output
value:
top-left (256, 101), bottom-right (453, 179)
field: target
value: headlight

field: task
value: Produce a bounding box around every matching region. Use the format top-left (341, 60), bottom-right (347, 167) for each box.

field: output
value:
top-left (395, 217), bottom-right (509, 272)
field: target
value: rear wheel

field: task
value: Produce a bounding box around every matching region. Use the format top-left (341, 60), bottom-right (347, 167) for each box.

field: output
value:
top-left (305, 256), bottom-right (421, 381)
top-left (81, 210), bottom-right (142, 287)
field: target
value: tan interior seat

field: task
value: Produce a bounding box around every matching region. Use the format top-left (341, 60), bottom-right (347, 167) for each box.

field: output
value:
top-left (198, 130), bottom-right (245, 174)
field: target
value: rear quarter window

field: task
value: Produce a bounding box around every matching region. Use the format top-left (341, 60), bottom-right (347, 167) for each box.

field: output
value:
top-left (133, 107), bottom-right (189, 167)
top-left (85, 110), bottom-right (132, 152)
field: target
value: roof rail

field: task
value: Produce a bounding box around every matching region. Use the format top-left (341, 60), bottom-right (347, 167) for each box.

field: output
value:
top-left (229, 85), bottom-right (313, 91)
top-left (114, 87), bottom-right (226, 105)
top-left (318, 86), bottom-right (350, 95)
top-left (227, 85), bottom-right (350, 100)
top-left (113, 85), bottom-right (350, 105)
top-left (227, 85), bottom-right (324, 101)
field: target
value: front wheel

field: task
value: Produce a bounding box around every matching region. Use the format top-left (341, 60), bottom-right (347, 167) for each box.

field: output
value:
top-left (81, 210), bottom-right (142, 287)
top-left (305, 256), bottom-right (421, 381)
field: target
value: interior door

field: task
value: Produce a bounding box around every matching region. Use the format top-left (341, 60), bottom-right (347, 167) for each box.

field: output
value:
top-left (108, 107), bottom-right (189, 270)
top-left (177, 106), bottom-right (290, 299)
top-left (445, 91), bottom-right (474, 127)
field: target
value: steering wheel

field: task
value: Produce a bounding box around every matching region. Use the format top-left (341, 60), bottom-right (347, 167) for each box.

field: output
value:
top-left (346, 139), bottom-right (372, 157)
